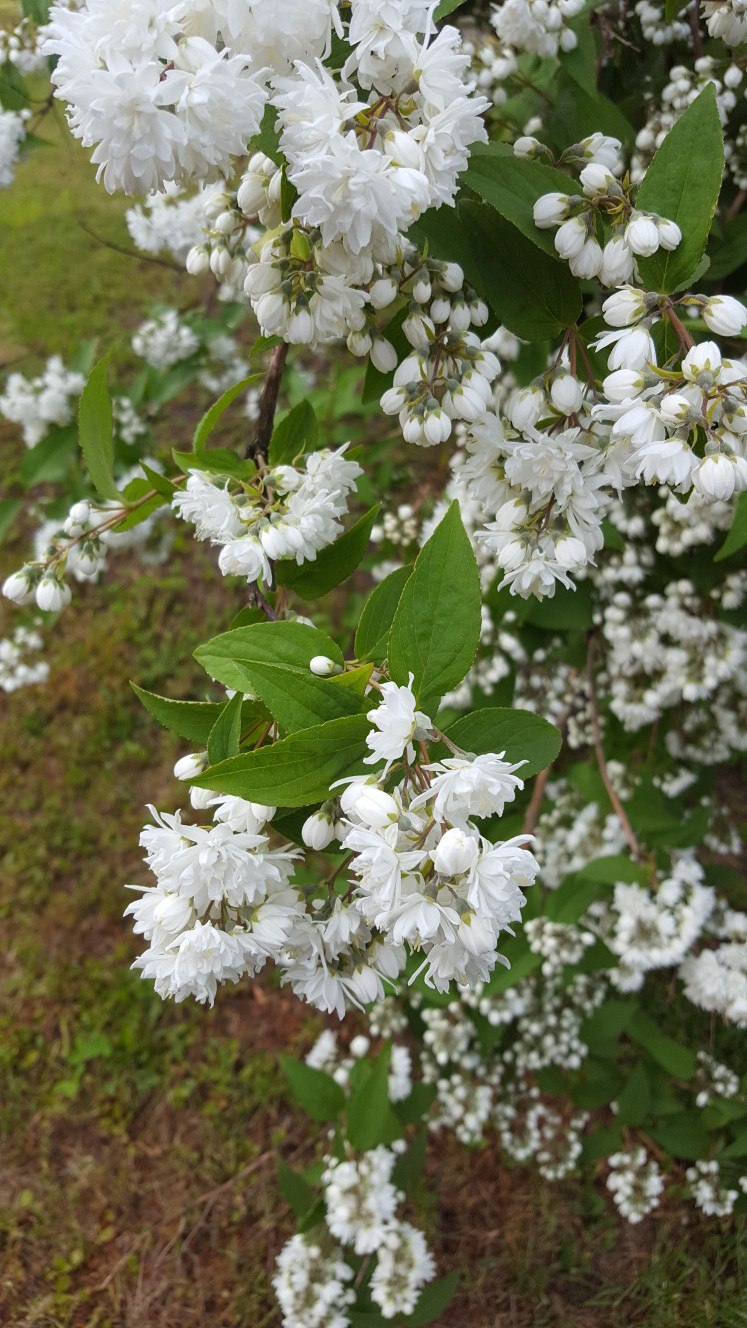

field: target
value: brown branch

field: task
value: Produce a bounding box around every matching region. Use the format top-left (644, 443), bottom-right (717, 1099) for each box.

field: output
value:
top-left (522, 765), bottom-right (552, 837)
top-left (76, 219), bottom-right (183, 271)
top-left (689, 0), bottom-right (703, 59)
top-left (586, 634), bottom-right (643, 862)
top-left (248, 341), bottom-right (289, 465)
top-left (663, 304), bottom-right (695, 352)
top-left (726, 189), bottom-right (747, 223)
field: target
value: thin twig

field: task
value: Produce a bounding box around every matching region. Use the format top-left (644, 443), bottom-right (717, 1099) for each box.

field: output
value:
top-left (586, 633), bottom-right (643, 861)
top-left (663, 303), bottom-right (695, 352)
top-left (522, 766), bottom-right (552, 836)
top-left (76, 219), bottom-right (183, 271)
top-left (689, 0), bottom-right (703, 59)
top-left (248, 342), bottom-right (289, 465)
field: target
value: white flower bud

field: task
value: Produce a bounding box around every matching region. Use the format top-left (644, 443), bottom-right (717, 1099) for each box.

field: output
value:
top-left (3, 569), bottom-right (36, 604)
top-left (309, 655), bottom-right (341, 677)
top-left (554, 215), bottom-right (588, 259)
top-left (603, 368), bottom-right (645, 402)
top-left (349, 1035), bottom-right (370, 1058)
top-left (509, 385), bottom-right (546, 430)
top-left (569, 237), bottom-right (603, 279)
top-left (602, 287), bottom-right (647, 327)
top-left (550, 372), bottom-right (585, 415)
top-left (339, 780), bottom-right (399, 828)
top-left (368, 277), bottom-right (398, 309)
top-left (370, 337), bottom-right (398, 373)
top-left (554, 535), bottom-right (587, 570)
top-left (412, 275), bottom-right (432, 304)
top-left (659, 392), bottom-right (693, 427)
top-left (692, 454), bottom-right (742, 501)
top-left (682, 341), bottom-right (722, 381)
top-left (380, 385), bottom-right (407, 415)
top-left (301, 810), bottom-right (336, 850)
top-left (431, 827), bottom-right (479, 876)
top-left (598, 237), bottom-right (634, 287)
top-left (186, 246), bottom-right (210, 276)
top-left (533, 191), bottom-right (570, 228)
top-left (625, 212), bottom-right (661, 257)
top-left (35, 576), bottom-right (71, 613)
top-left (440, 262), bottom-right (464, 292)
top-left (174, 752), bottom-right (206, 781)
top-left (702, 296), bottom-right (747, 337)
top-left (579, 163), bottom-right (616, 196)
top-left (656, 217), bottom-right (681, 251)
top-left (513, 135), bottom-right (542, 158)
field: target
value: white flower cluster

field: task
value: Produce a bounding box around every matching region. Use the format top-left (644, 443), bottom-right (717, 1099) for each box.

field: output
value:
top-left (172, 444), bottom-right (362, 585)
top-left (599, 855), bottom-right (715, 992)
top-left (491, 0), bottom-right (585, 58)
top-left (695, 1051), bottom-right (740, 1108)
top-left (533, 136), bottom-right (681, 283)
top-left (606, 1149), bottom-right (664, 1223)
top-left (126, 673), bottom-right (539, 1017)
top-left (131, 308), bottom-right (200, 368)
top-left (701, 0), bottom-right (747, 48)
top-left (126, 182), bottom-right (227, 263)
top-left (274, 1144), bottom-right (435, 1325)
top-left (680, 940), bottom-right (747, 1027)
top-left (0, 106), bottom-right (28, 189)
top-left (685, 1159), bottom-right (741, 1217)
top-left (0, 13), bottom-right (49, 74)
top-left (631, 59), bottom-right (745, 188)
top-left (0, 623), bottom-right (49, 693)
top-left (3, 483), bottom-right (166, 615)
top-left (306, 1029), bottom-right (413, 1103)
top-left (634, 0), bottom-right (690, 44)
top-left (0, 355), bottom-right (86, 447)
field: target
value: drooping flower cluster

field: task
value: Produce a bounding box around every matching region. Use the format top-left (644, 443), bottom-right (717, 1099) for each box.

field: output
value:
top-left (172, 444), bottom-right (362, 584)
top-left (274, 1141), bottom-right (435, 1325)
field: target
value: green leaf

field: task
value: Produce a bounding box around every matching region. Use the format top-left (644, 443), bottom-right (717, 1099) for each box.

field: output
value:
top-left (404, 1273), bottom-right (459, 1327)
top-left (651, 1112), bottom-right (711, 1161)
top-left (131, 684), bottom-right (268, 744)
top-left (394, 1082), bottom-right (437, 1126)
top-left (561, 17), bottom-right (597, 96)
top-left (551, 76), bottom-right (635, 150)
top-left (443, 707), bottom-right (562, 779)
top-left (269, 400), bottom-right (318, 466)
top-left (581, 999), bottom-right (636, 1056)
top-left (581, 1124), bottom-right (623, 1163)
top-left (347, 1046), bottom-right (402, 1150)
top-left (0, 498), bottom-right (21, 543)
top-left (190, 714), bottom-right (371, 806)
top-left (707, 214), bottom-right (747, 280)
top-left (227, 660), bottom-right (365, 734)
top-left (545, 874), bottom-right (611, 925)
top-left (20, 425), bottom-right (77, 489)
top-left (459, 201), bottom-right (582, 340)
top-left (723, 1129), bottom-right (747, 1158)
top-left (388, 501), bottom-right (481, 708)
top-left (140, 462), bottom-right (178, 500)
top-left (279, 1055), bottom-right (345, 1122)
top-left (207, 692), bottom-right (243, 764)
top-left (355, 566), bottom-right (413, 665)
top-left (195, 621), bottom-right (344, 694)
top-left (627, 1011), bottom-right (696, 1080)
top-left (252, 102), bottom-right (281, 164)
top-left (463, 149), bottom-right (583, 257)
top-left (636, 85), bottom-right (724, 294)
top-left (523, 582), bottom-right (594, 631)
top-left (193, 374), bottom-right (259, 452)
top-left (715, 491), bottom-right (747, 561)
top-left (78, 354), bottom-right (120, 501)
top-left (278, 1158), bottom-right (316, 1219)
top-left (276, 505), bottom-right (380, 599)
top-left (616, 1063), bottom-right (651, 1127)
top-left (434, 0), bottom-right (467, 16)
top-left (172, 448), bottom-right (256, 482)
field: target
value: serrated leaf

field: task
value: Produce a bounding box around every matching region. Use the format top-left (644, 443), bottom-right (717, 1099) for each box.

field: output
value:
top-left (172, 448), bottom-right (256, 482)
top-left (207, 692), bottom-right (243, 764)
top-left (627, 1010), bottom-right (696, 1080)
top-left (193, 374), bottom-right (259, 452)
top-left (346, 1046), bottom-right (402, 1150)
top-left (269, 400), bottom-right (318, 466)
top-left (190, 714), bottom-right (371, 805)
top-left (279, 1055), bottom-right (345, 1122)
top-left (459, 201), bottom-right (582, 340)
top-left (131, 684), bottom-right (268, 744)
top-left (276, 505), bottom-right (380, 599)
top-left (78, 354), bottom-right (120, 501)
top-left (228, 660), bottom-right (365, 734)
top-left (195, 621), bottom-right (344, 694)
top-left (443, 707), bottom-right (562, 779)
top-left (715, 491), bottom-right (747, 561)
top-left (140, 463), bottom-right (178, 500)
top-left (388, 501), bottom-right (481, 708)
top-left (636, 84), bottom-right (724, 293)
top-left (355, 565), bottom-right (413, 664)
top-left (463, 149), bottom-right (584, 257)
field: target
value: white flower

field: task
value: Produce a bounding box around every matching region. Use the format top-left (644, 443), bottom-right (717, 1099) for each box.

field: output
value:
top-left (411, 753), bottom-right (525, 825)
top-left (364, 676), bottom-right (432, 771)
top-left (336, 777), bottom-right (400, 829)
top-left (702, 295), bottom-right (747, 337)
top-left (302, 810), bottom-right (337, 850)
top-left (431, 826), bottom-right (480, 876)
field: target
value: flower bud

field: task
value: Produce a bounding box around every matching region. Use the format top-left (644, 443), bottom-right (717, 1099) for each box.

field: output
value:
top-left (625, 212), bottom-right (661, 257)
top-left (533, 191), bottom-right (570, 228)
top-left (602, 287), bottom-right (647, 328)
top-left (370, 337), bottom-right (398, 373)
top-left (349, 1035), bottom-right (370, 1058)
top-left (174, 752), bottom-right (206, 781)
top-left (554, 535), bottom-right (587, 570)
top-left (658, 392), bottom-right (693, 427)
top-left (598, 237), bottom-right (634, 287)
top-left (3, 568), bottom-right (36, 605)
top-left (702, 296), bottom-right (747, 337)
top-left (309, 655), bottom-right (341, 677)
top-left (579, 163), bottom-right (616, 196)
top-left (439, 262), bottom-right (464, 293)
top-left (35, 576), bottom-right (71, 613)
top-left (339, 779), bottom-right (399, 828)
top-left (656, 217), bottom-right (682, 251)
top-left (550, 372), bottom-right (585, 415)
top-left (682, 341), bottom-right (722, 382)
top-left (368, 277), bottom-right (398, 309)
top-left (301, 810), bottom-right (336, 850)
top-left (513, 135), bottom-right (543, 159)
top-left (431, 827), bottom-right (479, 877)
top-left (692, 454), bottom-right (742, 501)
top-left (602, 368), bottom-right (645, 402)
top-left (569, 237), bottom-right (603, 279)
top-left (509, 385), bottom-right (546, 430)
top-left (186, 246), bottom-right (210, 276)
top-left (554, 215), bottom-right (588, 259)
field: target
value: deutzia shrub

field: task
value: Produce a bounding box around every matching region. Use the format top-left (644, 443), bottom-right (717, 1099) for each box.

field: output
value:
top-left (2, 0), bottom-right (747, 1319)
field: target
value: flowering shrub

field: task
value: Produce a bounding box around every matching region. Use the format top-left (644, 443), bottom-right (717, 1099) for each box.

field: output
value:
top-left (2, 0), bottom-right (746, 1320)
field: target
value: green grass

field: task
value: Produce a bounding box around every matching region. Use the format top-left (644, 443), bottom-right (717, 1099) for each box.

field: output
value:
top-left (0, 79), bottom-right (185, 363)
